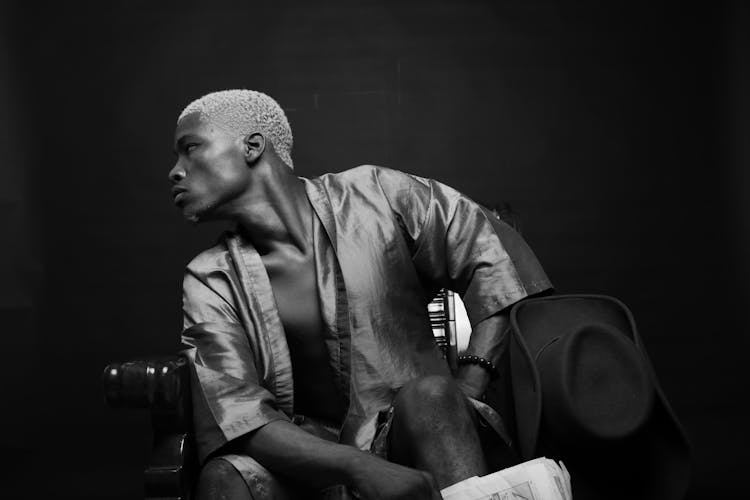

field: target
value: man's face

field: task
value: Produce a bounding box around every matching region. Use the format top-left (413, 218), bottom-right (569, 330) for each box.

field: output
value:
top-left (169, 113), bottom-right (249, 222)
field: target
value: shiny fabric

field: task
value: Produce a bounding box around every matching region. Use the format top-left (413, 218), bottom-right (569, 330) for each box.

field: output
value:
top-left (180, 165), bottom-right (552, 470)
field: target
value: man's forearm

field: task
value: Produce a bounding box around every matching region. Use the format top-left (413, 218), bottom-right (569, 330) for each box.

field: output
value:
top-left (456, 311), bottom-right (510, 399)
top-left (233, 419), bottom-right (441, 499)
top-left (234, 419), bottom-right (362, 489)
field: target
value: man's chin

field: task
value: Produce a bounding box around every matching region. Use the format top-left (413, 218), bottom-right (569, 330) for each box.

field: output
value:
top-left (182, 206), bottom-right (204, 224)
top-left (182, 203), bottom-right (217, 224)
top-left (185, 213), bottom-right (202, 224)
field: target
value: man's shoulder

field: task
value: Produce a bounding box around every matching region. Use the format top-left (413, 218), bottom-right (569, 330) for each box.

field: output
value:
top-left (312, 165), bottom-right (431, 196)
top-left (184, 232), bottom-right (233, 276)
top-left (312, 164), bottom-right (383, 184)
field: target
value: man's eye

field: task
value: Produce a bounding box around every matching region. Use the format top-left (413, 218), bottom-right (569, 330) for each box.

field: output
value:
top-left (185, 143), bottom-right (199, 153)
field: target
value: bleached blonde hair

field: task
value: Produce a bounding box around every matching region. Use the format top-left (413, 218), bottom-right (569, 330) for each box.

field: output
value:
top-left (178, 89), bottom-right (294, 169)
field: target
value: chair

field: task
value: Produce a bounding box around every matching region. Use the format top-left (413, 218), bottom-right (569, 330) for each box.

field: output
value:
top-left (103, 291), bottom-right (460, 500)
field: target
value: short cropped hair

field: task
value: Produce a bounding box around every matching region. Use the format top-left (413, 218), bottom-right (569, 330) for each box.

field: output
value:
top-left (178, 89), bottom-right (294, 169)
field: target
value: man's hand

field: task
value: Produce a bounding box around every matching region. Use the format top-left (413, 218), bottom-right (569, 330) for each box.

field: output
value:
top-left (346, 453), bottom-right (443, 500)
top-left (456, 363), bottom-right (490, 400)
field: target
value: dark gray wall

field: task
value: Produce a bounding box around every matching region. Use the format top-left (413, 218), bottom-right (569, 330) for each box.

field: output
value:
top-left (1, 1), bottom-right (747, 497)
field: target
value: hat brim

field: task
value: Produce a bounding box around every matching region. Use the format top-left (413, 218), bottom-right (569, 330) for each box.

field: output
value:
top-left (509, 294), bottom-right (692, 500)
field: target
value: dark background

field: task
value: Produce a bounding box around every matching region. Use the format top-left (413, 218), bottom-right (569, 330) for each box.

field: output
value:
top-left (1, 0), bottom-right (747, 498)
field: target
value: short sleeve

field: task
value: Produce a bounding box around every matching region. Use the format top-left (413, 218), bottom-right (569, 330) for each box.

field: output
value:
top-left (181, 268), bottom-right (291, 463)
top-left (376, 168), bottom-right (552, 326)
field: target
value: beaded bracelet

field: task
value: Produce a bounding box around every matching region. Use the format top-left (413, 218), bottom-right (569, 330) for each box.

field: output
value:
top-left (457, 354), bottom-right (499, 380)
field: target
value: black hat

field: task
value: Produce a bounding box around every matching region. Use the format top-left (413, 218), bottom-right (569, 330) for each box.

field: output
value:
top-left (509, 294), bottom-right (692, 500)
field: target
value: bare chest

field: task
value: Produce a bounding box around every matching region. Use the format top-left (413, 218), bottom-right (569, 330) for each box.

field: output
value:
top-left (262, 255), bottom-right (323, 338)
top-left (262, 252), bottom-right (344, 419)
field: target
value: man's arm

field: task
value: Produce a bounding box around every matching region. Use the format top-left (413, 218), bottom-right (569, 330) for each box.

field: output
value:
top-left (233, 420), bottom-right (442, 500)
top-left (375, 168), bottom-right (551, 397)
top-left (455, 311), bottom-right (509, 400)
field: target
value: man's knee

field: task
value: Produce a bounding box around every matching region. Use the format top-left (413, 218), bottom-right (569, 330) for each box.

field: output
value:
top-left (398, 375), bottom-right (464, 406)
top-left (389, 375), bottom-right (482, 468)
top-left (393, 375), bottom-right (472, 428)
top-left (197, 458), bottom-right (249, 500)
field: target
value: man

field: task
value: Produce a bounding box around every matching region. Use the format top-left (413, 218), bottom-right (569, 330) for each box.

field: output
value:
top-left (170, 90), bottom-right (552, 499)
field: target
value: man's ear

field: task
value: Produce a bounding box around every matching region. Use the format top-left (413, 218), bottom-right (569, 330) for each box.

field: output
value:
top-left (243, 132), bottom-right (265, 165)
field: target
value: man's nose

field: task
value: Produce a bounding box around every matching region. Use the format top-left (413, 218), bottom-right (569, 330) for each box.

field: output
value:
top-left (169, 163), bottom-right (186, 182)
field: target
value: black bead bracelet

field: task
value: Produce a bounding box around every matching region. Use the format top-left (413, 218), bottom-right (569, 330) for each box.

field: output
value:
top-left (457, 354), bottom-right (499, 380)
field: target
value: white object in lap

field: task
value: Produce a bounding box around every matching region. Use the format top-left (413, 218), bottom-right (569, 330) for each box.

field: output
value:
top-left (441, 457), bottom-right (572, 500)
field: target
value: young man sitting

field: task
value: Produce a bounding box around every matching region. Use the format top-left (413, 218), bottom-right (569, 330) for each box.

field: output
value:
top-left (170, 90), bottom-right (552, 500)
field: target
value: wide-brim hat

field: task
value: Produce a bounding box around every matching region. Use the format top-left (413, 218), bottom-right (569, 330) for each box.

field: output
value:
top-left (509, 294), bottom-right (692, 500)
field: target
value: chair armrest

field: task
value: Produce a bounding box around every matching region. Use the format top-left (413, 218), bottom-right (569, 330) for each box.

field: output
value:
top-left (103, 354), bottom-right (192, 434)
top-left (103, 355), bottom-right (197, 499)
top-left (103, 355), bottom-right (188, 410)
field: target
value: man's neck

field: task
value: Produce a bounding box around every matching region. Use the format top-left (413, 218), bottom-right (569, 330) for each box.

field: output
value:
top-left (231, 162), bottom-right (312, 258)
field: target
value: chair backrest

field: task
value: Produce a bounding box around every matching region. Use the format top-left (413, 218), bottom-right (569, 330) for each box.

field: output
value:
top-left (429, 289), bottom-right (458, 374)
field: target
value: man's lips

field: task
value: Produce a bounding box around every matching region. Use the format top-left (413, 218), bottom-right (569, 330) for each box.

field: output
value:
top-left (171, 186), bottom-right (188, 203)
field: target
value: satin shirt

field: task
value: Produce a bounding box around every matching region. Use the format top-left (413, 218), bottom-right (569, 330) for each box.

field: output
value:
top-left (180, 165), bottom-right (552, 463)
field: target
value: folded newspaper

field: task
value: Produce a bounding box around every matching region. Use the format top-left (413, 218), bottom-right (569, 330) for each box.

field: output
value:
top-left (440, 458), bottom-right (572, 500)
